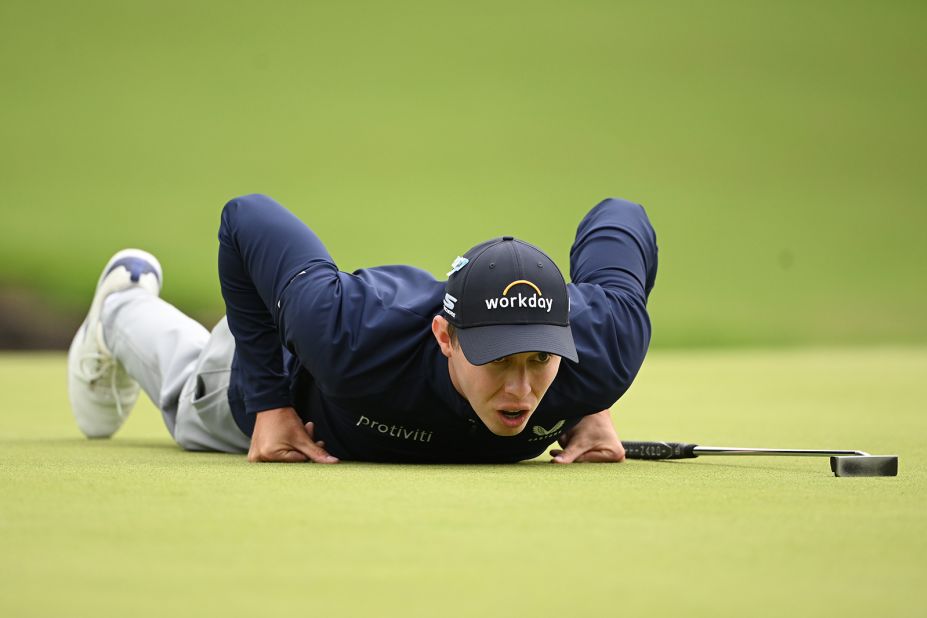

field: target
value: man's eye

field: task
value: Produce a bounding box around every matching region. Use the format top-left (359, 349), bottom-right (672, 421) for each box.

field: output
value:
top-left (492, 357), bottom-right (508, 364)
top-left (535, 352), bottom-right (551, 363)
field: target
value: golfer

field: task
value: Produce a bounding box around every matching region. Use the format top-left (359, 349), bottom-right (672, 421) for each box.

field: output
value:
top-left (67, 195), bottom-right (657, 464)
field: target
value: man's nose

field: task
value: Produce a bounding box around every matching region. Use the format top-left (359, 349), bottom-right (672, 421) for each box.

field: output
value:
top-left (503, 368), bottom-right (531, 399)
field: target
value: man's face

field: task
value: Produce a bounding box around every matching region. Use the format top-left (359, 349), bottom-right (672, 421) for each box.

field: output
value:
top-left (433, 317), bottom-right (561, 436)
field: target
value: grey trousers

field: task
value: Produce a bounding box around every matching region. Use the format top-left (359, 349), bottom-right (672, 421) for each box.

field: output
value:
top-left (101, 288), bottom-right (250, 453)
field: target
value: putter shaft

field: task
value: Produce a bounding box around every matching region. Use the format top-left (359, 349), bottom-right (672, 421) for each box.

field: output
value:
top-left (693, 446), bottom-right (870, 457)
top-left (621, 441), bottom-right (898, 477)
top-left (622, 441), bottom-right (869, 460)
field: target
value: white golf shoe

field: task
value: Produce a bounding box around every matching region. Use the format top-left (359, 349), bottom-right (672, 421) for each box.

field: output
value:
top-left (67, 249), bottom-right (163, 438)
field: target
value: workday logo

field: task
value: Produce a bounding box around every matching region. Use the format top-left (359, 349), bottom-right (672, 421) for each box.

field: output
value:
top-left (484, 280), bottom-right (553, 313)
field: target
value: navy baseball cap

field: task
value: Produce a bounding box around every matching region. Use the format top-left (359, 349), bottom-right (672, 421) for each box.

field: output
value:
top-left (442, 236), bottom-right (578, 365)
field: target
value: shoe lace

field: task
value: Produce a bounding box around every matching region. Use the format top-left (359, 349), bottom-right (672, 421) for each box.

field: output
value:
top-left (79, 352), bottom-right (129, 419)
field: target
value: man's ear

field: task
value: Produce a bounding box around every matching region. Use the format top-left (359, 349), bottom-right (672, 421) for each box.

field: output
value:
top-left (432, 315), bottom-right (454, 358)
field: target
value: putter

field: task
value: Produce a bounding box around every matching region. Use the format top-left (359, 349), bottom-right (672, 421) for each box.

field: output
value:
top-left (622, 441), bottom-right (898, 477)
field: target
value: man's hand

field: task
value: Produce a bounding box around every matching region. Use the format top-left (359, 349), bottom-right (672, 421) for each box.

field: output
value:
top-left (549, 409), bottom-right (625, 464)
top-left (248, 407), bottom-right (339, 463)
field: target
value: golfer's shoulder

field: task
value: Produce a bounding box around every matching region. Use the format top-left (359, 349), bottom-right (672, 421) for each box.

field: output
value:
top-left (349, 264), bottom-right (446, 317)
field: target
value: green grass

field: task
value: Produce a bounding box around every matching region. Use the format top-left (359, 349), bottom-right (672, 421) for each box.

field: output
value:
top-left (2, 348), bottom-right (924, 617)
top-left (2, 1), bottom-right (926, 346)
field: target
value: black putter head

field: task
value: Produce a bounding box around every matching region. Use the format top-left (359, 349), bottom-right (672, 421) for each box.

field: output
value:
top-left (830, 455), bottom-right (899, 477)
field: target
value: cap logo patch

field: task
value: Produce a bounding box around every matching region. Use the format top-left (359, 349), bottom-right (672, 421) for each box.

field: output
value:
top-left (502, 279), bottom-right (542, 296)
top-left (485, 280), bottom-right (553, 313)
top-left (442, 293), bottom-right (458, 318)
top-left (446, 256), bottom-right (469, 277)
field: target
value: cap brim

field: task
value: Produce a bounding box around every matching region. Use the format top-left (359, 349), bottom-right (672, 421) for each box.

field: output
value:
top-left (456, 323), bottom-right (578, 366)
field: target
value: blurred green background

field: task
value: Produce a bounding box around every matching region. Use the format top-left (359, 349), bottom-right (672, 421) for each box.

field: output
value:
top-left (1, 0), bottom-right (925, 348)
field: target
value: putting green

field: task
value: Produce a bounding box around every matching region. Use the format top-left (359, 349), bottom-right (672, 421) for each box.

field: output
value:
top-left (1, 348), bottom-right (924, 617)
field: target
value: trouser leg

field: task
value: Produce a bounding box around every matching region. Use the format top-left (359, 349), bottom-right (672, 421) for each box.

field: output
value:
top-left (102, 288), bottom-right (207, 437)
top-left (101, 289), bottom-right (249, 453)
top-left (173, 317), bottom-right (249, 453)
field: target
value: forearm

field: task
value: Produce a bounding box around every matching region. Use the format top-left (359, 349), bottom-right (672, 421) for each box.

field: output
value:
top-left (560, 198), bottom-right (659, 404)
top-left (217, 194), bottom-right (335, 414)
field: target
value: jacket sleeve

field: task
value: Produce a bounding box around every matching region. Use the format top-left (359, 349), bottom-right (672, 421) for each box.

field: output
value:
top-left (560, 198), bottom-right (658, 409)
top-left (217, 194), bottom-right (337, 415)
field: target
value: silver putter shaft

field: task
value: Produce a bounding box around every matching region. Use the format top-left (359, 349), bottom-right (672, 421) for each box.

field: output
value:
top-left (622, 442), bottom-right (899, 477)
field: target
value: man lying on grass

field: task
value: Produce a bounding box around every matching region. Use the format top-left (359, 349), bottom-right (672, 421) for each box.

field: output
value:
top-left (67, 195), bottom-right (657, 464)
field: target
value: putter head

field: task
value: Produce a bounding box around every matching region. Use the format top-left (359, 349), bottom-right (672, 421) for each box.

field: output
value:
top-left (830, 455), bottom-right (898, 477)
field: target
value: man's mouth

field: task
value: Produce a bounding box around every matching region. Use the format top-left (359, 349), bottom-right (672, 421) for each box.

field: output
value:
top-left (496, 409), bottom-right (529, 428)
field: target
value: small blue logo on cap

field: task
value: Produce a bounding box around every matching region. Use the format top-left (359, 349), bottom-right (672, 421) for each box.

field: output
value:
top-left (446, 256), bottom-right (469, 277)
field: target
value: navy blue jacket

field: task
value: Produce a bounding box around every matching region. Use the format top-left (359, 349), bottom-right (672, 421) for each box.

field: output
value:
top-left (218, 195), bottom-right (657, 462)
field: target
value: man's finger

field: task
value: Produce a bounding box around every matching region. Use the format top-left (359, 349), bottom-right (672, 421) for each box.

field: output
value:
top-left (275, 449), bottom-right (311, 463)
top-left (301, 446), bottom-right (339, 463)
top-left (299, 422), bottom-right (338, 463)
top-left (573, 448), bottom-right (625, 463)
top-left (250, 448), bottom-right (310, 463)
top-left (550, 445), bottom-right (582, 464)
top-left (294, 437), bottom-right (339, 463)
